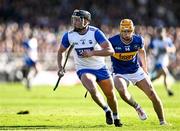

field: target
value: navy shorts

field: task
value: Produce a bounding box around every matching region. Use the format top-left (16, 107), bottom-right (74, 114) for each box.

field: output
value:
top-left (155, 63), bottom-right (163, 70)
top-left (77, 66), bottom-right (111, 82)
top-left (24, 57), bottom-right (36, 67)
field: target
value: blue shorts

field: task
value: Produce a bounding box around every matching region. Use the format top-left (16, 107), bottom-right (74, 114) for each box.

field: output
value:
top-left (24, 57), bottom-right (36, 67)
top-left (77, 66), bottom-right (111, 82)
top-left (155, 63), bottom-right (163, 70)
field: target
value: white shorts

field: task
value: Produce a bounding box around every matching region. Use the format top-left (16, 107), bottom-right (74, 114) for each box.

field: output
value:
top-left (113, 67), bottom-right (147, 85)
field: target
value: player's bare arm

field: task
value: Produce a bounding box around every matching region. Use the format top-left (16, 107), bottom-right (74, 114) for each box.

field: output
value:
top-left (57, 44), bottom-right (68, 75)
top-left (82, 41), bottom-right (114, 57)
top-left (138, 47), bottom-right (148, 74)
top-left (166, 44), bottom-right (176, 53)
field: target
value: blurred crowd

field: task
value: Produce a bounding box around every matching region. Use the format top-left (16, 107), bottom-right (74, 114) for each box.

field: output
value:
top-left (0, 22), bottom-right (180, 78)
top-left (0, 0), bottom-right (180, 80)
top-left (0, 0), bottom-right (179, 27)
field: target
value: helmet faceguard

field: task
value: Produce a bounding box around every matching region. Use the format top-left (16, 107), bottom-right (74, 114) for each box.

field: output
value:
top-left (71, 9), bottom-right (91, 32)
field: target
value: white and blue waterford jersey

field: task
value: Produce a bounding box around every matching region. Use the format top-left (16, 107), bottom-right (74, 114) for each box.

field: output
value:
top-left (61, 26), bottom-right (109, 71)
top-left (149, 37), bottom-right (174, 67)
top-left (23, 38), bottom-right (38, 67)
top-left (109, 34), bottom-right (144, 74)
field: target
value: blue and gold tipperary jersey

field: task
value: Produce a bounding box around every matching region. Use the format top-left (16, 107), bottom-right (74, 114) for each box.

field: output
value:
top-left (109, 34), bottom-right (144, 74)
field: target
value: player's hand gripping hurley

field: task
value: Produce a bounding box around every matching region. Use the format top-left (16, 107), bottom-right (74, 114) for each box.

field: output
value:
top-left (53, 45), bottom-right (74, 91)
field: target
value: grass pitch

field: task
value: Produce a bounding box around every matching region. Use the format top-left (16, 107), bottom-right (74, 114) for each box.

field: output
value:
top-left (0, 81), bottom-right (180, 130)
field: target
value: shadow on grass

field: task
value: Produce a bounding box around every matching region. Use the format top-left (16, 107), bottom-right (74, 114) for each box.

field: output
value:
top-left (0, 124), bottom-right (107, 130)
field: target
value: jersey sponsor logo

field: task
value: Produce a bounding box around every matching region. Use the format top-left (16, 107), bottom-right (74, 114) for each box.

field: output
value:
top-left (89, 40), bottom-right (93, 44)
top-left (75, 47), bottom-right (94, 57)
top-left (80, 39), bottom-right (86, 44)
top-left (113, 51), bottom-right (137, 61)
top-left (115, 47), bottom-right (122, 50)
top-left (133, 44), bottom-right (139, 50)
top-left (78, 39), bottom-right (93, 45)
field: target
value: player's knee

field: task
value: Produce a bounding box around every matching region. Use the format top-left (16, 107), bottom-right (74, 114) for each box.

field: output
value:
top-left (117, 87), bottom-right (126, 96)
top-left (105, 92), bottom-right (115, 101)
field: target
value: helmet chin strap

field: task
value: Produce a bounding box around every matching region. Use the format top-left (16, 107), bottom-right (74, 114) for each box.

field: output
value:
top-left (83, 22), bottom-right (88, 28)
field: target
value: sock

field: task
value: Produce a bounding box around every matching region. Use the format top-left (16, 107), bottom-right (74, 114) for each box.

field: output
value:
top-left (113, 112), bottom-right (119, 120)
top-left (103, 106), bottom-right (110, 113)
top-left (135, 104), bottom-right (140, 110)
top-left (129, 97), bottom-right (138, 108)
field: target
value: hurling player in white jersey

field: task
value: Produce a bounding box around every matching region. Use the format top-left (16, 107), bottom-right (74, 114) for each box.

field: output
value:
top-left (57, 9), bottom-right (122, 127)
top-left (109, 19), bottom-right (167, 125)
top-left (149, 27), bottom-right (176, 96)
top-left (22, 32), bottom-right (38, 90)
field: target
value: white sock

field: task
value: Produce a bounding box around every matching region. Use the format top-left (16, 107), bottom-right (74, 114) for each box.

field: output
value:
top-left (103, 106), bottom-right (110, 113)
top-left (113, 113), bottom-right (119, 120)
top-left (135, 104), bottom-right (140, 110)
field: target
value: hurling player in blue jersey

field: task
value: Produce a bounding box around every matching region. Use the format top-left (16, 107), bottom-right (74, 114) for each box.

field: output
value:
top-left (57, 9), bottom-right (122, 127)
top-left (109, 19), bottom-right (166, 125)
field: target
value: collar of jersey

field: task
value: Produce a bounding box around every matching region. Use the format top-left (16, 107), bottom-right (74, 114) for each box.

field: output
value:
top-left (120, 35), bottom-right (133, 45)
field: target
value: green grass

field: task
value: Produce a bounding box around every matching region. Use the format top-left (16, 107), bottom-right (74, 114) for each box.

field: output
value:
top-left (0, 81), bottom-right (180, 130)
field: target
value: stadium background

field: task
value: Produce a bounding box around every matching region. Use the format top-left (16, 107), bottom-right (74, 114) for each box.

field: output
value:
top-left (0, 0), bottom-right (180, 85)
